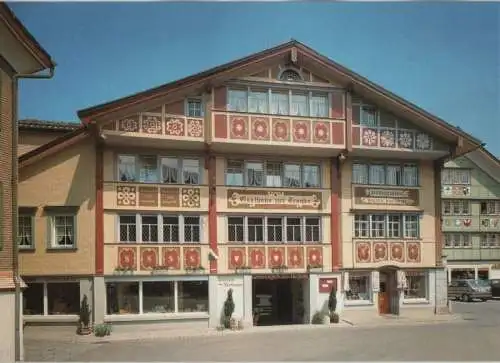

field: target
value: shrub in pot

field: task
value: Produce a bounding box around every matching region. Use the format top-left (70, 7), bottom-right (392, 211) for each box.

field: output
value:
top-left (328, 288), bottom-right (340, 324)
top-left (77, 295), bottom-right (92, 335)
top-left (223, 289), bottom-right (235, 329)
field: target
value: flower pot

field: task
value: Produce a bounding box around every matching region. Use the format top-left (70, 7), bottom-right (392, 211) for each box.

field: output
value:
top-left (330, 312), bottom-right (340, 324)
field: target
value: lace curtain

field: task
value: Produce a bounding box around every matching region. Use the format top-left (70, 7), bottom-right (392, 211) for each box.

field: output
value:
top-left (271, 93), bottom-right (289, 115)
top-left (310, 94), bottom-right (328, 117)
top-left (290, 94), bottom-right (308, 116)
top-left (228, 90), bottom-right (247, 112)
top-left (248, 91), bottom-right (268, 113)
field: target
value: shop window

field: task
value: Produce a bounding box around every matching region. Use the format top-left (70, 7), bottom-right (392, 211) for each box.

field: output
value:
top-left (23, 283), bottom-right (44, 315)
top-left (47, 282), bottom-right (80, 315)
top-left (178, 281), bottom-right (208, 313)
top-left (403, 272), bottom-right (428, 300)
top-left (105, 282), bottom-right (139, 314)
top-left (142, 281), bottom-right (175, 313)
top-left (346, 273), bottom-right (371, 302)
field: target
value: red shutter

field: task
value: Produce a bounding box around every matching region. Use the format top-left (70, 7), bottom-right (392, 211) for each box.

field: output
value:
top-left (331, 92), bottom-right (344, 118)
top-left (213, 86), bottom-right (227, 110)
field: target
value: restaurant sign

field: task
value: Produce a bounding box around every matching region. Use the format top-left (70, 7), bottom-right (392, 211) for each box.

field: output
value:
top-left (227, 189), bottom-right (322, 210)
top-left (354, 187), bottom-right (419, 206)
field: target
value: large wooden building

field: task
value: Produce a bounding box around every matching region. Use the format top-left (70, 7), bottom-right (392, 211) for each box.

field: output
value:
top-left (19, 40), bottom-right (481, 329)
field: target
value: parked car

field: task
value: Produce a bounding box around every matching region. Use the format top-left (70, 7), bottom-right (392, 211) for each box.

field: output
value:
top-left (448, 279), bottom-right (492, 302)
top-left (489, 279), bottom-right (500, 298)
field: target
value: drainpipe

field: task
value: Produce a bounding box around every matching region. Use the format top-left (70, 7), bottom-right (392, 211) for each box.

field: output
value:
top-left (12, 67), bottom-right (55, 361)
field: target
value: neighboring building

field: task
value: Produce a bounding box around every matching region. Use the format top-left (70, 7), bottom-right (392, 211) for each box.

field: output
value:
top-left (0, 3), bottom-right (55, 361)
top-left (441, 148), bottom-right (500, 281)
top-left (19, 40), bottom-right (481, 329)
top-left (18, 119), bottom-right (80, 156)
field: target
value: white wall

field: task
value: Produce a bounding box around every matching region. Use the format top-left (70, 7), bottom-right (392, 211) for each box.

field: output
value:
top-left (0, 292), bottom-right (16, 362)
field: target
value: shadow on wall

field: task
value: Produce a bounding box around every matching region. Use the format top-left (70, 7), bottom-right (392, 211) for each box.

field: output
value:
top-left (19, 139), bottom-right (96, 211)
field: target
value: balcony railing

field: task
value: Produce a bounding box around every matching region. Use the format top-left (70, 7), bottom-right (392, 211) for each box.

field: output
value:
top-left (212, 111), bottom-right (345, 147)
top-left (441, 184), bottom-right (500, 199)
top-left (442, 215), bottom-right (500, 232)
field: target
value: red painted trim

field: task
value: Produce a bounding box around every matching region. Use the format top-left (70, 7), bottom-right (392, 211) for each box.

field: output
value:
top-left (208, 154), bottom-right (218, 273)
top-left (331, 158), bottom-right (342, 270)
top-left (95, 143), bottom-right (104, 275)
top-left (434, 160), bottom-right (443, 267)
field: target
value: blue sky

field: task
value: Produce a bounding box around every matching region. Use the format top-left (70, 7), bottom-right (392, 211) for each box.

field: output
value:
top-left (10, 2), bottom-right (500, 156)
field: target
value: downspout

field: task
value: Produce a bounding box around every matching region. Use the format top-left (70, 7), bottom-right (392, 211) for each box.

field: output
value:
top-left (12, 67), bottom-right (55, 361)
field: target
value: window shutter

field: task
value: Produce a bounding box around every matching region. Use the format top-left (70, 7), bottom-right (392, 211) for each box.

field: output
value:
top-left (331, 92), bottom-right (344, 118)
top-left (213, 86), bottom-right (227, 110)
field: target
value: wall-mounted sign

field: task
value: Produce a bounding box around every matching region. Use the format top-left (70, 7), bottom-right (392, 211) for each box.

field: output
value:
top-left (371, 271), bottom-right (380, 292)
top-left (227, 189), bottom-right (322, 210)
top-left (318, 278), bottom-right (338, 293)
top-left (354, 187), bottom-right (419, 207)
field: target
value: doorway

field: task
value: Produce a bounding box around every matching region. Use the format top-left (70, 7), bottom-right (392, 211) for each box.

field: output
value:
top-left (252, 276), bottom-right (307, 326)
top-left (378, 268), bottom-right (399, 315)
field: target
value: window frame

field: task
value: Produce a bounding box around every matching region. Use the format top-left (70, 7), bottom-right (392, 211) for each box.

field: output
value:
top-left (117, 214), bottom-right (203, 244)
top-left (226, 215), bottom-right (322, 244)
top-left (227, 87), bottom-right (330, 118)
top-left (352, 162), bottom-right (419, 187)
top-left (225, 159), bottom-right (321, 188)
top-left (23, 280), bottom-right (80, 317)
top-left (104, 278), bottom-right (209, 316)
top-left (48, 214), bottom-right (77, 250)
top-left (443, 233), bottom-right (472, 248)
top-left (442, 200), bottom-right (471, 216)
top-left (480, 234), bottom-right (500, 248)
top-left (18, 215), bottom-right (35, 250)
top-left (480, 201), bottom-right (500, 215)
top-left (402, 271), bottom-right (429, 302)
top-left (345, 272), bottom-right (372, 305)
top-left (354, 213), bottom-right (421, 239)
top-left (185, 98), bottom-right (204, 118)
top-left (116, 154), bottom-right (203, 185)
top-left (441, 168), bottom-right (472, 185)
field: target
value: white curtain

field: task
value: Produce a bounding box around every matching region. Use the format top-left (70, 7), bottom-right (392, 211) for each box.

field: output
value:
top-left (248, 91), bottom-right (268, 113)
top-left (290, 94), bottom-right (308, 116)
top-left (271, 93), bottom-right (289, 115)
top-left (228, 90), bottom-right (247, 112)
top-left (310, 94), bottom-right (328, 117)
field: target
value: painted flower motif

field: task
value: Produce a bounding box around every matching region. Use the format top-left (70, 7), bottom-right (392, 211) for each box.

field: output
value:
top-left (269, 249), bottom-right (284, 267)
top-left (187, 119), bottom-right (203, 138)
top-left (116, 186), bottom-right (137, 206)
top-left (374, 243), bottom-right (387, 260)
top-left (119, 118), bottom-right (139, 132)
top-left (308, 248), bottom-right (323, 265)
top-left (230, 249), bottom-right (245, 268)
top-left (184, 248), bottom-right (201, 268)
top-left (380, 130), bottom-right (395, 147)
top-left (398, 131), bottom-right (413, 148)
top-left (314, 122), bottom-right (329, 143)
top-left (415, 133), bottom-right (431, 150)
top-left (357, 243), bottom-right (371, 262)
top-left (141, 116), bottom-right (162, 134)
top-left (293, 121), bottom-right (310, 142)
top-left (252, 118), bottom-right (269, 139)
top-left (362, 129), bottom-right (378, 146)
top-left (408, 244), bottom-right (420, 261)
top-left (165, 118), bottom-right (185, 136)
top-left (288, 248), bottom-right (303, 267)
top-left (231, 117), bottom-right (248, 139)
top-left (164, 249), bottom-right (180, 269)
top-left (391, 244), bottom-right (403, 260)
top-left (141, 248), bottom-right (158, 269)
top-left (250, 248), bottom-right (265, 268)
top-left (273, 120), bottom-right (289, 141)
top-left (118, 248), bottom-right (136, 269)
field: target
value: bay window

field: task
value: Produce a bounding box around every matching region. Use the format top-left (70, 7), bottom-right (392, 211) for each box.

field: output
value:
top-left (352, 162), bottom-right (419, 187)
top-left (227, 216), bottom-right (322, 243)
top-left (354, 213), bottom-right (421, 239)
top-left (105, 279), bottom-right (208, 315)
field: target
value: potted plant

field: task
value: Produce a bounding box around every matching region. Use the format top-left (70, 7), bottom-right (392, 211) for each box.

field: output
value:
top-left (328, 288), bottom-right (340, 324)
top-left (94, 323), bottom-right (112, 337)
top-left (77, 295), bottom-right (92, 335)
top-left (311, 310), bottom-right (325, 325)
top-left (222, 289), bottom-right (235, 329)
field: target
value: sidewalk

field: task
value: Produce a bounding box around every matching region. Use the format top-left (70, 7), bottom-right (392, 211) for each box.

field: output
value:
top-left (341, 311), bottom-right (464, 327)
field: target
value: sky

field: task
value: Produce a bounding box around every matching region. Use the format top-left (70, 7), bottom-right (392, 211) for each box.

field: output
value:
top-left (10, 2), bottom-right (500, 156)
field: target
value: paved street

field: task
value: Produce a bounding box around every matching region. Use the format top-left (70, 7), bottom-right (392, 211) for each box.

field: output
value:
top-left (25, 301), bottom-right (500, 361)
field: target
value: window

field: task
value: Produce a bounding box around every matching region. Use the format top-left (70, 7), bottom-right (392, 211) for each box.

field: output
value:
top-left (359, 105), bottom-right (378, 127)
top-left (226, 160), bottom-right (321, 188)
top-left (480, 201), bottom-right (500, 215)
top-left (352, 163), bottom-right (419, 186)
top-left (178, 281), bottom-right (209, 312)
top-left (227, 216), bottom-right (321, 243)
top-left (442, 200), bottom-right (470, 216)
top-left (279, 69), bottom-right (302, 82)
top-left (441, 168), bottom-right (471, 185)
top-left (403, 272), bottom-right (428, 300)
top-left (187, 99), bottom-right (203, 117)
top-left (105, 280), bottom-right (208, 315)
top-left (227, 88), bottom-right (329, 118)
top-left (23, 281), bottom-right (80, 316)
top-left (118, 214), bottom-right (202, 243)
top-left (119, 215), bottom-right (137, 242)
top-left (354, 214), bottom-right (420, 239)
top-left (444, 233), bottom-right (472, 248)
top-left (18, 215), bottom-right (33, 249)
top-left (480, 234), bottom-right (500, 248)
top-left (117, 155), bottom-right (202, 185)
top-left (346, 273), bottom-right (371, 301)
top-left (50, 215), bottom-right (76, 249)
top-left (142, 281), bottom-right (174, 313)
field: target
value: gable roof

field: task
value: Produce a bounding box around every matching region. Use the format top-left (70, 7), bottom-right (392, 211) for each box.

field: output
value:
top-left (464, 146), bottom-right (500, 185)
top-left (19, 119), bottom-right (80, 132)
top-left (77, 39), bottom-right (482, 151)
top-left (0, 3), bottom-right (55, 71)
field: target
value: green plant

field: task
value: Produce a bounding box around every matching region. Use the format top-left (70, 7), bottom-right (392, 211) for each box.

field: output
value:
top-left (77, 295), bottom-right (92, 335)
top-left (223, 289), bottom-right (235, 329)
top-left (94, 323), bottom-right (112, 337)
top-left (330, 312), bottom-right (340, 324)
top-left (328, 288), bottom-right (337, 314)
top-left (307, 263), bottom-right (323, 270)
top-left (311, 311), bottom-right (324, 325)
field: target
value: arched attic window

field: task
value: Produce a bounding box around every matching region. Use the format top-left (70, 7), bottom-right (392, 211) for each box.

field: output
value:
top-left (279, 69), bottom-right (303, 82)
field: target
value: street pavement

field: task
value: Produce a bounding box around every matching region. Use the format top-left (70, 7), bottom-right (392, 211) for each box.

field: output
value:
top-left (24, 300), bottom-right (500, 361)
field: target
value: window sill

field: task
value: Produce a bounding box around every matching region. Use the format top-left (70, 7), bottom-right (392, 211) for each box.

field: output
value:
top-left (24, 315), bottom-right (79, 323)
top-left (104, 312), bottom-right (209, 322)
top-left (46, 247), bottom-right (78, 253)
top-left (19, 247), bottom-right (35, 253)
top-left (402, 299), bottom-right (429, 305)
top-left (344, 300), bottom-right (373, 307)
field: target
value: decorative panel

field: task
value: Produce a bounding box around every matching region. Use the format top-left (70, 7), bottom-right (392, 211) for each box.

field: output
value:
top-left (228, 247), bottom-right (246, 269)
top-left (352, 126), bottom-right (437, 152)
top-left (117, 247), bottom-right (137, 270)
top-left (162, 247), bottom-right (181, 270)
top-left (268, 246), bottom-right (286, 267)
top-left (390, 242), bottom-right (405, 263)
top-left (356, 242), bottom-right (371, 263)
top-left (183, 247), bottom-right (202, 268)
top-left (251, 117), bottom-right (270, 141)
top-left (227, 189), bottom-right (322, 210)
top-left (287, 246), bottom-right (305, 269)
top-left (248, 247), bottom-right (266, 269)
top-left (140, 247), bottom-right (159, 270)
top-left (306, 247), bottom-right (323, 267)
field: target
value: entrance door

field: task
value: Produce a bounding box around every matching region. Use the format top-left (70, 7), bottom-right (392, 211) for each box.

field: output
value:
top-left (378, 269), bottom-right (399, 315)
top-left (378, 281), bottom-right (389, 314)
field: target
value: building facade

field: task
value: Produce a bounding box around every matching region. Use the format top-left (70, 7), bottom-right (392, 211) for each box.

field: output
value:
top-left (0, 3), bottom-right (55, 361)
top-left (441, 149), bottom-right (500, 281)
top-left (20, 41), bottom-right (480, 329)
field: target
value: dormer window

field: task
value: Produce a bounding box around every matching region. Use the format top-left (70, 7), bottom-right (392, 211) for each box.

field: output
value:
top-left (279, 69), bottom-right (302, 82)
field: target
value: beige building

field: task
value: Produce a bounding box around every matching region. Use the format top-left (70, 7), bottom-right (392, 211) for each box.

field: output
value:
top-left (0, 3), bottom-right (55, 361)
top-left (19, 40), bottom-right (481, 330)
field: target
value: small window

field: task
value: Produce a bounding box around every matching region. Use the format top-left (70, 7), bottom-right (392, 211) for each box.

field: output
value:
top-left (279, 69), bottom-right (302, 82)
top-left (284, 164), bottom-right (301, 188)
top-left (352, 163), bottom-right (369, 185)
top-left (162, 216), bottom-right (179, 243)
top-left (267, 217), bottom-right (283, 243)
top-left (286, 217), bottom-right (302, 243)
top-left (51, 215), bottom-right (76, 249)
top-left (118, 155), bottom-right (136, 182)
top-left (310, 93), bottom-right (328, 118)
top-left (182, 159), bottom-right (200, 185)
top-left (246, 162), bottom-right (264, 187)
top-left (248, 90), bottom-right (268, 114)
top-left (226, 160), bottom-right (244, 186)
top-left (138, 155), bottom-right (158, 183)
top-left (360, 105), bottom-right (378, 127)
top-left (228, 217), bottom-right (244, 243)
top-left (141, 215), bottom-right (158, 243)
top-left (161, 157), bottom-right (179, 184)
top-left (187, 99), bottom-right (203, 117)
top-left (270, 91), bottom-right (289, 115)
top-left (248, 217), bottom-right (264, 243)
top-left (265, 161), bottom-right (282, 187)
top-left (18, 216), bottom-right (34, 249)
top-left (119, 215), bottom-right (137, 242)
top-left (228, 89), bottom-right (248, 112)
top-left (290, 92), bottom-right (308, 117)
top-left (184, 216), bottom-right (200, 243)
top-left (305, 217), bottom-right (321, 243)
top-left (303, 164), bottom-right (320, 188)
